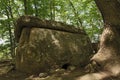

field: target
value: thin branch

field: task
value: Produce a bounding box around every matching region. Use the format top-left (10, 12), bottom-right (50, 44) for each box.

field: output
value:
top-left (68, 0), bottom-right (83, 29)
top-left (33, 0), bottom-right (38, 16)
top-left (50, 0), bottom-right (55, 20)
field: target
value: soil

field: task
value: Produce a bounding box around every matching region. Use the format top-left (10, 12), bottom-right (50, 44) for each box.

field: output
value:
top-left (0, 68), bottom-right (86, 80)
top-left (0, 60), bottom-right (120, 80)
top-left (0, 60), bottom-right (85, 80)
top-left (0, 70), bottom-right (29, 80)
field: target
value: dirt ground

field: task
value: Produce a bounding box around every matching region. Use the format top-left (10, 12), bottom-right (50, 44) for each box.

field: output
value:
top-left (0, 70), bottom-right (29, 80)
top-left (0, 68), bottom-right (86, 80)
top-left (0, 68), bottom-right (120, 80)
top-left (0, 60), bottom-right (84, 80)
top-left (0, 60), bottom-right (120, 80)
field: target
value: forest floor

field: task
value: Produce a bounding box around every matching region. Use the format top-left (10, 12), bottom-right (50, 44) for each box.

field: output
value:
top-left (0, 60), bottom-right (120, 80)
top-left (0, 67), bottom-right (86, 80)
top-left (0, 59), bottom-right (86, 80)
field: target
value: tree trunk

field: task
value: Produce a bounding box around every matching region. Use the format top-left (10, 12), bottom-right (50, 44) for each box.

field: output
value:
top-left (23, 0), bottom-right (28, 15)
top-left (8, 0), bottom-right (16, 58)
top-left (76, 1), bottom-right (120, 80)
top-left (5, 4), bottom-right (15, 58)
top-left (92, 0), bottom-right (120, 77)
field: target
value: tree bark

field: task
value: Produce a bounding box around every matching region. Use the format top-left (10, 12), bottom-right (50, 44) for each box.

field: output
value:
top-left (77, 1), bottom-right (120, 80)
top-left (92, 0), bottom-right (120, 77)
top-left (94, 0), bottom-right (120, 25)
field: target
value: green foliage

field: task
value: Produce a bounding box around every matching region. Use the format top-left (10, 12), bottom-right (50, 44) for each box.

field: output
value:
top-left (0, 0), bottom-right (103, 59)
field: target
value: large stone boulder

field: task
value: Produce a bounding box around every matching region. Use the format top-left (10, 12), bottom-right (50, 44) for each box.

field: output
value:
top-left (15, 16), bottom-right (93, 74)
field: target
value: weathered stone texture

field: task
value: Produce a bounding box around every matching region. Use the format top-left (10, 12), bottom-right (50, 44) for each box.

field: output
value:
top-left (15, 16), bottom-right (93, 74)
